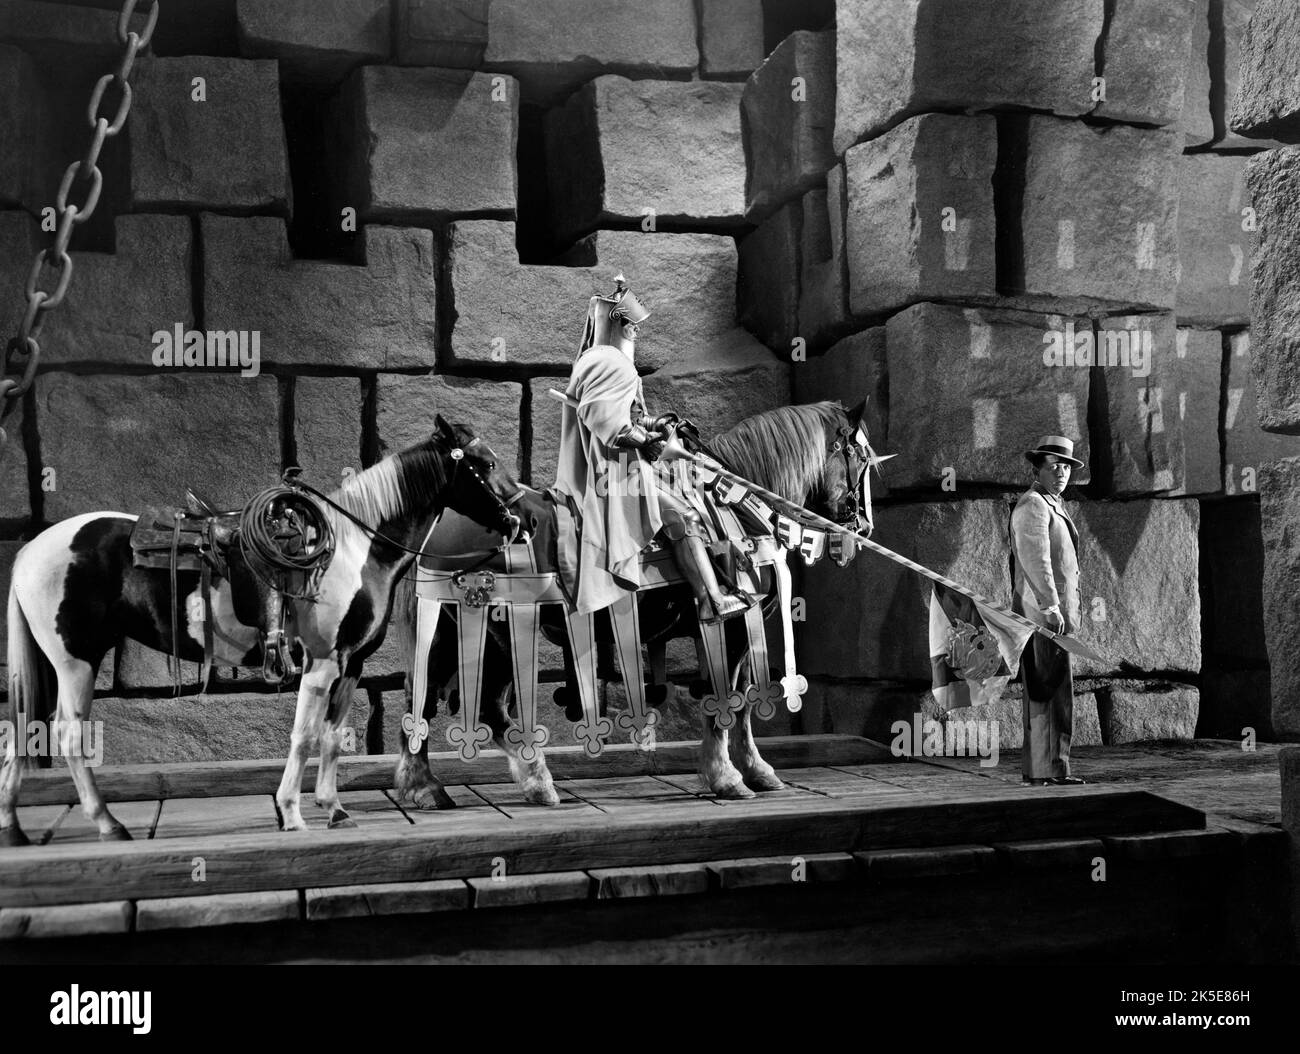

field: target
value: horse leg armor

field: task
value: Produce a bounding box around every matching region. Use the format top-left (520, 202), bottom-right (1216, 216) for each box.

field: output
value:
top-left (659, 505), bottom-right (752, 624)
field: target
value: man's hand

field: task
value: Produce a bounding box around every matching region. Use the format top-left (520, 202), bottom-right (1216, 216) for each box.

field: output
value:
top-left (642, 431), bottom-right (667, 462)
top-left (1042, 609), bottom-right (1064, 634)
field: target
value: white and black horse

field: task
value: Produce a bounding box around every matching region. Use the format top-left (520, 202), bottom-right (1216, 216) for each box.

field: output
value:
top-left (394, 400), bottom-right (879, 807)
top-left (1, 417), bottom-right (522, 844)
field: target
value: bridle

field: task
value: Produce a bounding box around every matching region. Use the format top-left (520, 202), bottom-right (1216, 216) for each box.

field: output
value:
top-left (829, 421), bottom-right (873, 529)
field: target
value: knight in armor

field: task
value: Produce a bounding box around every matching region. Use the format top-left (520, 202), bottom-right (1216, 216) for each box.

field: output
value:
top-left (553, 276), bottom-right (752, 622)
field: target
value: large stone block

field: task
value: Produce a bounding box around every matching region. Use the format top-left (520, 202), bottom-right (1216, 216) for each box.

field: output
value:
top-left (1231, 0), bottom-right (1300, 141)
top-left (1096, 313), bottom-right (1184, 497)
top-left (1221, 0), bottom-right (1286, 148)
top-left (701, 0), bottom-right (765, 79)
top-left (798, 166), bottom-right (851, 349)
top-left (0, 1), bottom-right (146, 60)
top-left (885, 304), bottom-right (1091, 490)
top-left (36, 374), bottom-right (282, 520)
top-left (800, 499), bottom-right (1015, 680)
top-left (94, 692), bottom-right (301, 764)
top-left (203, 215), bottom-right (437, 370)
top-left (0, 46), bottom-right (46, 210)
top-left (845, 114), bottom-right (997, 317)
top-left (376, 374), bottom-right (522, 478)
top-left (236, 0), bottom-right (389, 80)
top-left (393, 0), bottom-right (489, 68)
top-left (547, 77), bottom-right (745, 242)
top-left (1169, 329), bottom-right (1225, 496)
top-left (944, 687), bottom-right (1103, 750)
top-left (0, 214), bottom-right (192, 368)
top-left (742, 31), bottom-right (835, 222)
top-left (1244, 148), bottom-right (1300, 433)
top-left (641, 331), bottom-right (791, 431)
top-left (293, 377), bottom-right (363, 486)
top-left (1257, 456), bottom-right (1300, 736)
top-left (484, 0), bottom-right (698, 102)
top-left (1095, 0), bottom-right (1197, 126)
top-left (130, 57), bottom-right (291, 214)
top-left (528, 333), bottom-right (790, 489)
top-left (1018, 118), bottom-right (1181, 311)
top-left (341, 65), bottom-right (518, 223)
top-left (0, 395), bottom-right (29, 522)
top-left (1224, 332), bottom-right (1300, 493)
top-left (447, 220), bottom-right (742, 371)
top-left (737, 201), bottom-right (801, 354)
top-left (833, 0), bottom-right (1103, 154)
top-left (1101, 683), bottom-right (1200, 743)
top-left (809, 681), bottom-right (939, 743)
top-left (1176, 155), bottom-right (1254, 326)
top-left (1180, 0), bottom-right (1215, 146)
top-left (1071, 498), bottom-right (1202, 677)
top-left (792, 326), bottom-right (889, 478)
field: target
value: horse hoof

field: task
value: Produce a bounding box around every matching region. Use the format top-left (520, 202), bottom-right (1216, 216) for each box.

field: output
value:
top-left (328, 810), bottom-right (357, 830)
top-left (99, 826), bottom-right (132, 842)
top-left (411, 786), bottom-right (456, 811)
top-left (0, 826), bottom-right (30, 847)
top-left (523, 782), bottom-right (561, 807)
top-left (713, 780), bottom-right (756, 801)
top-left (744, 770), bottom-right (786, 793)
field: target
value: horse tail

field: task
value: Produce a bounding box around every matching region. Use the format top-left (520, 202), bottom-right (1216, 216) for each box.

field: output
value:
top-left (7, 572), bottom-right (55, 746)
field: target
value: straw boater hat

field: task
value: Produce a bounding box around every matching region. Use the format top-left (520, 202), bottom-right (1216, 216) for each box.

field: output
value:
top-left (1025, 434), bottom-right (1084, 468)
top-left (576, 274), bottom-right (652, 356)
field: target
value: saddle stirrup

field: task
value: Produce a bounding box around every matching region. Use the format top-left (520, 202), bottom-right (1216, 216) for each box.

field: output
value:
top-left (671, 532), bottom-right (752, 624)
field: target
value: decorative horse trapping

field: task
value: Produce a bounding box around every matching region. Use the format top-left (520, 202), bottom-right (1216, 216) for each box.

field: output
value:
top-left (409, 523), bottom-right (801, 758)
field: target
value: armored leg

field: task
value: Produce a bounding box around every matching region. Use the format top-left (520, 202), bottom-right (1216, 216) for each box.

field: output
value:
top-left (659, 500), bottom-right (752, 624)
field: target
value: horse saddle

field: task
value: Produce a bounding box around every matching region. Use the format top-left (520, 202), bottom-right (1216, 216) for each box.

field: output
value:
top-left (128, 487), bottom-right (298, 690)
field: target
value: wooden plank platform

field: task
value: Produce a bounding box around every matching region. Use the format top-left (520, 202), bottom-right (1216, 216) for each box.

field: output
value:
top-left (0, 736), bottom-right (1278, 964)
top-left (13, 735), bottom-right (895, 806)
top-left (0, 749), bottom-right (1203, 913)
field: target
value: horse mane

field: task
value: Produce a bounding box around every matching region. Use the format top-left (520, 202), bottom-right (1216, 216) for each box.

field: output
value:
top-left (328, 441), bottom-right (450, 528)
top-left (707, 402), bottom-right (847, 503)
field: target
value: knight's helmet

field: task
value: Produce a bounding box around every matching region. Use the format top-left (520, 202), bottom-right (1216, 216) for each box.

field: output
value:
top-left (577, 273), bottom-right (652, 356)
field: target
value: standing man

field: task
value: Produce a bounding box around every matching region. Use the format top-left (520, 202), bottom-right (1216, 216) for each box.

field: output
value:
top-left (553, 275), bottom-right (751, 622)
top-left (1010, 435), bottom-right (1086, 786)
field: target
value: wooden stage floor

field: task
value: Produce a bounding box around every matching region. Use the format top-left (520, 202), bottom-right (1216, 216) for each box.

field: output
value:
top-left (0, 735), bottom-right (1281, 962)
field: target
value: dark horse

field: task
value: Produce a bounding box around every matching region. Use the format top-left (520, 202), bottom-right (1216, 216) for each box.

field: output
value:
top-left (1, 417), bottom-right (522, 844)
top-left (391, 400), bottom-right (878, 808)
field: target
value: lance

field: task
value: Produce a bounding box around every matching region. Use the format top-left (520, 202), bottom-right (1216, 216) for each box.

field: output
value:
top-left (547, 388), bottom-right (1105, 664)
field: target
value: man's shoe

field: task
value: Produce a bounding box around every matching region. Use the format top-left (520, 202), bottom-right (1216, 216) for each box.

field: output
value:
top-left (1049, 775), bottom-right (1087, 785)
top-left (1021, 777), bottom-right (1051, 786)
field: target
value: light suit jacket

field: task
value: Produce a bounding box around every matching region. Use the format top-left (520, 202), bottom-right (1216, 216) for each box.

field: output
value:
top-left (1010, 483), bottom-right (1081, 631)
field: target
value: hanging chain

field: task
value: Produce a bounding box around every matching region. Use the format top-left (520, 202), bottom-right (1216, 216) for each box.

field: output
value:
top-left (0, 0), bottom-right (161, 459)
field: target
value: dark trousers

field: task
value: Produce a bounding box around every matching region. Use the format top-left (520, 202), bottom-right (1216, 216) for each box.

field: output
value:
top-left (1020, 634), bottom-right (1073, 780)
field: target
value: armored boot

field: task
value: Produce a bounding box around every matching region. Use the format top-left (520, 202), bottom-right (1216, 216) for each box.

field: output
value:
top-left (672, 531), bottom-right (752, 623)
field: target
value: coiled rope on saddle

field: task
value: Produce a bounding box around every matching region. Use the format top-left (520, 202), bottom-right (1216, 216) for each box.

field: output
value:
top-left (238, 485), bottom-right (335, 598)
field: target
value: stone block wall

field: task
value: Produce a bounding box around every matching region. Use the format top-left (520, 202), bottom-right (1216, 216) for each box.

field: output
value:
top-left (0, 0), bottom-right (1290, 763)
top-left (0, 0), bottom-right (787, 765)
top-left (742, 0), bottom-right (1300, 744)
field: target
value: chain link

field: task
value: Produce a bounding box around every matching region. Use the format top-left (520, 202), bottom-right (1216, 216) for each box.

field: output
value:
top-left (0, 0), bottom-right (160, 456)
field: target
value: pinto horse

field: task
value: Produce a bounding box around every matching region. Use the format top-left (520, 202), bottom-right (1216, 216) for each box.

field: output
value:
top-left (393, 399), bottom-right (878, 808)
top-left (0, 417), bottom-right (522, 844)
